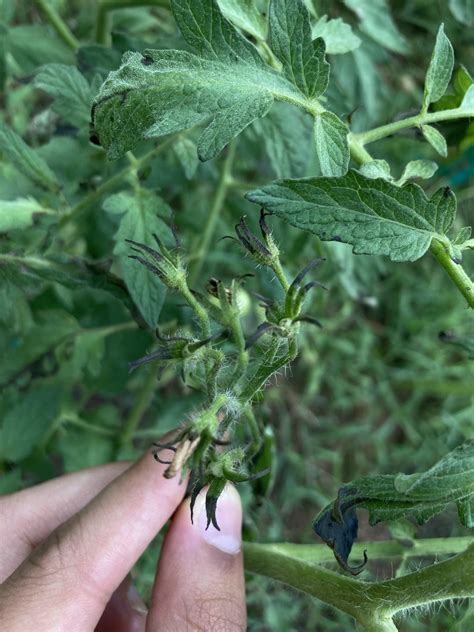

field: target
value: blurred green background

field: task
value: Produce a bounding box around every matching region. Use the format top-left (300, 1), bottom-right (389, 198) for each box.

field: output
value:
top-left (0, 1), bottom-right (473, 630)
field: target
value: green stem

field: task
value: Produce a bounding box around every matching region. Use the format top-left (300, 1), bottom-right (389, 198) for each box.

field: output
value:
top-left (117, 368), bottom-right (157, 452)
top-left (59, 136), bottom-right (176, 228)
top-left (98, 0), bottom-right (169, 9)
top-left (177, 282), bottom-right (211, 339)
top-left (96, 3), bottom-right (112, 45)
top-left (271, 258), bottom-right (290, 292)
top-left (34, 0), bottom-right (79, 50)
top-left (63, 415), bottom-right (116, 437)
top-left (430, 239), bottom-right (474, 308)
top-left (250, 537), bottom-right (474, 565)
top-left (348, 136), bottom-right (374, 166)
top-left (188, 142), bottom-right (236, 285)
top-left (352, 107), bottom-right (474, 148)
top-left (239, 337), bottom-right (297, 404)
top-left (244, 408), bottom-right (262, 458)
top-left (243, 541), bottom-right (474, 630)
top-left (243, 542), bottom-right (371, 625)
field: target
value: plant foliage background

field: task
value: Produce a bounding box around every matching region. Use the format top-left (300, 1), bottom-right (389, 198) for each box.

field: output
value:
top-left (0, 0), bottom-right (473, 630)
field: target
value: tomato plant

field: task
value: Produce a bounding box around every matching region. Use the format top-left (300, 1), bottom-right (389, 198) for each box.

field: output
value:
top-left (1, 1), bottom-right (473, 629)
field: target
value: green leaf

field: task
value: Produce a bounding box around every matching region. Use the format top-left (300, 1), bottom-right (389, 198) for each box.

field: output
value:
top-left (459, 84), bottom-right (474, 113)
top-left (253, 103), bottom-right (314, 178)
top-left (0, 311), bottom-right (79, 386)
top-left (449, 0), bottom-right (474, 26)
top-left (247, 170), bottom-right (456, 262)
top-left (34, 64), bottom-right (93, 128)
top-left (173, 136), bottom-right (199, 180)
top-left (312, 16), bottom-right (361, 55)
top-left (57, 428), bottom-right (114, 473)
top-left (344, 0), bottom-right (408, 54)
top-left (0, 197), bottom-right (55, 232)
top-left (454, 65), bottom-right (473, 97)
top-left (358, 159), bottom-right (392, 181)
top-left (313, 112), bottom-right (349, 176)
top-left (7, 25), bottom-right (75, 74)
top-left (92, 0), bottom-right (309, 162)
top-left (217, 0), bottom-right (267, 40)
top-left (423, 24), bottom-right (454, 111)
top-left (56, 331), bottom-right (106, 382)
top-left (396, 160), bottom-right (438, 186)
top-left (453, 226), bottom-right (472, 245)
top-left (0, 125), bottom-right (60, 192)
top-left (103, 190), bottom-right (170, 327)
top-left (268, 0), bottom-right (329, 98)
top-left (457, 497), bottom-right (474, 528)
top-left (0, 385), bottom-right (63, 462)
top-left (0, 468), bottom-right (23, 494)
top-left (422, 124), bottom-right (448, 157)
top-left (314, 441), bottom-right (474, 569)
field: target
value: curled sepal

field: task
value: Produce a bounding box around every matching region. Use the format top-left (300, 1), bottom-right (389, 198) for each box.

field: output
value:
top-left (251, 426), bottom-right (277, 500)
top-left (235, 212), bottom-right (280, 267)
top-left (205, 478), bottom-right (227, 530)
top-left (223, 465), bottom-right (270, 484)
top-left (128, 334), bottom-right (212, 372)
top-left (285, 258), bottom-right (325, 318)
top-left (313, 488), bottom-right (368, 576)
top-left (127, 236), bottom-right (185, 291)
top-left (236, 216), bottom-right (272, 264)
top-left (245, 321), bottom-right (276, 350)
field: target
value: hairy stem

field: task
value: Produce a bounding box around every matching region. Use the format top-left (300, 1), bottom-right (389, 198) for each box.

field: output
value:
top-left (248, 536), bottom-right (474, 565)
top-left (244, 541), bottom-right (474, 630)
top-left (352, 106), bottom-right (474, 147)
top-left (238, 337), bottom-right (297, 404)
top-left (117, 368), bottom-right (157, 452)
top-left (188, 142), bottom-right (236, 285)
top-left (177, 282), bottom-right (211, 339)
top-left (430, 239), bottom-right (474, 308)
top-left (34, 0), bottom-right (79, 50)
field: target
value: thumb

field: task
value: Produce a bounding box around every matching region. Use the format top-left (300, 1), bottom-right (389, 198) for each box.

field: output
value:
top-left (146, 485), bottom-right (246, 631)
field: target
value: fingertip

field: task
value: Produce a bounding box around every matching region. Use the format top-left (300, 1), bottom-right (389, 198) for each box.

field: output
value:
top-left (147, 484), bottom-right (246, 630)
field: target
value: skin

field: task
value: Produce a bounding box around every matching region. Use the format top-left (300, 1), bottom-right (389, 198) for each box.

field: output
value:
top-left (0, 449), bottom-right (246, 631)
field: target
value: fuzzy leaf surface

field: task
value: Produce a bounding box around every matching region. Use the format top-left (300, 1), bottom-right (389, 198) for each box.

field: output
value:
top-left (34, 63), bottom-right (93, 127)
top-left (312, 16), bottom-right (361, 55)
top-left (423, 24), bottom-right (454, 110)
top-left (0, 125), bottom-right (59, 192)
top-left (247, 170), bottom-right (456, 261)
top-left (313, 111), bottom-right (349, 176)
top-left (0, 198), bottom-right (55, 232)
top-left (422, 124), bottom-right (448, 157)
top-left (314, 441), bottom-right (474, 569)
top-left (217, 0), bottom-right (267, 40)
top-left (268, 0), bottom-right (329, 98)
top-left (92, 0), bottom-right (309, 161)
top-left (103, 190), bottom-right (170, 327)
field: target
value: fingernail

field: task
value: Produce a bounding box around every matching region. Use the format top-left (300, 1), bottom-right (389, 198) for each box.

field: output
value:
top-left (127, 582), bottom-right (148, 615)
top-left (197, 484), bottom-right (242, 554)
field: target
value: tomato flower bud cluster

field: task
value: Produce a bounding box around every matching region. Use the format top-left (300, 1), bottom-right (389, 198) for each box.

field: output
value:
top-left (126, 232), bottom-right (186, 291)
top-left (127, 214), bottom-right (324, 528)
top-left (235, 210), bottom-right (279, 267)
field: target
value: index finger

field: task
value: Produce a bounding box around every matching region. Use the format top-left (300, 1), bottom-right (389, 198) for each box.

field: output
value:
top-left (0, 450), bottom-right (186, 631)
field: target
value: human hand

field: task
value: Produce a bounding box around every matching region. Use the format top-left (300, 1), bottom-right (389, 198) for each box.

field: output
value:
top-left (0, 450), bottom-right (246, 631)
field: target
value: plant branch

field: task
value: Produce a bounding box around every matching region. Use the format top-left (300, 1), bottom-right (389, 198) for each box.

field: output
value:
top-left (249, 536), bottom-right (474, 565)
top-left (188, 142), bottom-right (237, 285)
top-left (430, 239), bottom-right (474, 308)
top-left (117, 367), bottom-right (157, 452)
top-left (59, 136), bottom-right (176, 229)
top-left (352, 106), bottom-right (474, 148)
top-left (34, 0), bottom-right (79, 50)
top-left (244, 541), bottom-right (474, 631)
